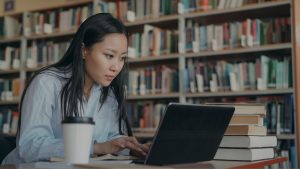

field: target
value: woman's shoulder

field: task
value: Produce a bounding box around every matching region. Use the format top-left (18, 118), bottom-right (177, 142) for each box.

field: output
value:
top-left (29, 68), bottom-right (70, 90)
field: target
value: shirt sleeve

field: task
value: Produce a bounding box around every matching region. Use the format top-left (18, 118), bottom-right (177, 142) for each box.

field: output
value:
top-left (18, 74), bottom-right (64, 162)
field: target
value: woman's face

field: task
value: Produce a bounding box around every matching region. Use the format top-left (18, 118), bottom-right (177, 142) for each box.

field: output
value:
top-left (83, 33), bottom-right (127, 87)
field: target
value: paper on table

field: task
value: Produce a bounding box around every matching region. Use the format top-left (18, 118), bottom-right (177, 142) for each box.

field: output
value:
top-left (50, 154), bottom-right (138, 162)
top-left (75, 163), bottom-right (174, 169)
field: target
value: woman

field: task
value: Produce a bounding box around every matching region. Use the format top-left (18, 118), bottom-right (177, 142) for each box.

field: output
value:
top-left (2, 13), bottom-right (148, 164)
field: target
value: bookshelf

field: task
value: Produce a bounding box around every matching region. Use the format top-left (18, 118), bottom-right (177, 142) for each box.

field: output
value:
top-left (292, 0), bottom-right (300, 167)
top-left (0, 0), bottom-right (298, 167)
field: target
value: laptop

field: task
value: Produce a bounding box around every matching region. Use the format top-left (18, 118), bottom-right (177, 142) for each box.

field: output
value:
top-left (133, 103), bottom-right (234, 165)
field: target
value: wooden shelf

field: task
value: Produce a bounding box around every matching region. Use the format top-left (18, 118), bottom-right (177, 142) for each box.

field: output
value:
top-left (0, 0), bottom-right (93, 17)
top-left (0, 69), bottom-right (20, 75)
top-left (183, 0), bottom-right (290, 19)
top-left (0, 100), bottom-right (19, 105)
top-left (127, 92), bottom-right (180, 100)
top-left (185, 88), bottom-right (294, 98)
top-left (128, 53), bottom-right (180, 63)
top-left (0, 36), bottom-right (22, 44)
top-left (123, 14), bottom-right (179, 27)
top-left (26, 28), bottom-right (77, 40)
top-left (184, 43), bottom-right (292, 59)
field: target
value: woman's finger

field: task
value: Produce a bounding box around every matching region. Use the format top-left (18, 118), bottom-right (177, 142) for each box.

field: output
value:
top-left (124, 141), bottom-right (147, 156)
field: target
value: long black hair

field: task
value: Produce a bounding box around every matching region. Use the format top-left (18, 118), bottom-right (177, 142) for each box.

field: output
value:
top-left (18, 13), bottom-right (132, 136)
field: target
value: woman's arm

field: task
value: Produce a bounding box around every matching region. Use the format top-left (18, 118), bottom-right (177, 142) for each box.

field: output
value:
top-left (18, 75), bottom-right (64, 162)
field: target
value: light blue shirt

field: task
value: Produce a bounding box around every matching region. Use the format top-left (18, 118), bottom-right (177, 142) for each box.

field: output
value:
top-left (2, 69), bottom-right (124, 164)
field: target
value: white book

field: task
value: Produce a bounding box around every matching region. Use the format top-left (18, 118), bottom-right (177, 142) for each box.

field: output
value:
top-left (236, 0), bottom-right (244, 8)
top-left (141, 25), bottom-right (154, 57)
top-left (139, 69), bottom-right (146, 95)
top-left (152, 0), bottom-right (160, 18)
top-left (218, 0), bottom-right (226, 9)
top-left (193, 22), bottom-right (200, 53)
top-left (3, 47), bottom-right (13, 70)
top-left (196, 74), bottom-right (204, 92)
top-left (260, 55), bottom-right (270, 90)
top-left (214, 148), bottom-right (274, 161)
top-left (283, 57), bottom-right (289, 88)
top-left (246, 19), bottom-right (253, 47)
top-left (23, 12), bottom-right (32, 36)
top-left (206, 25), bottom-right (214, 50)
top-left (219, 136), bottom-right (277, 148)
top-left (224, 0), bottom-right (232, 9)
top-left (230, 0), bottom-right (238, 8)
top-left (213, 25), bottom-right (223, 51)
top-left (206, 103), bottom-right (266, 115)
top-left (229, 72), bottom-right (238, 91)
top-left (4, 16), bottom-right (20, 38)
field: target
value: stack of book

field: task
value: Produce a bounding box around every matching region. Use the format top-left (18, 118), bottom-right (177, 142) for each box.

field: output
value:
top-left (212, 103), bottom-right (277, 161)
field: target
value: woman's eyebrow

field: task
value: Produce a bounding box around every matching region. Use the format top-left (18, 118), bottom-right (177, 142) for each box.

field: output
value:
top-left (105, 48), bottom-right (127, 55)
top-left (105, 48), bottom-right (117, 53)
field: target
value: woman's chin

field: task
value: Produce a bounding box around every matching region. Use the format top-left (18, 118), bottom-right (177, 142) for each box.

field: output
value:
top-left (99, 81), bottom-right (112, 87)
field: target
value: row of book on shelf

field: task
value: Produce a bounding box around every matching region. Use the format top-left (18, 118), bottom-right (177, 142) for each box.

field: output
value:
top-left (96, 0), bottom-right (179, 22)
top-left (0, 0), bottom-right (287, 44)
top-left (182, 0), bottom-right (281, 13)
top-left (128, 25), bottom-right (179, 58)
top-left (185, 55), bottom-right (292, 93)
top-left (127, 17), bottom-right (290, 58)
top-left (185, 17), bottom-right (291, 52)
top-left (127, 65), bottom-right (178, 95)
top-left (26, 41), bottom-right (69, 68)
top-left (125, 54), bottom-right (292, 96)
top-left (0, 109), bottom-right (19, 135)
top-left (129, 100), bottom-right (296, 168)
top-left (0, 3), bottom-right (93, 38)
top-left (0, 56), bottom-right (293, 98)
top-left (0, 47), bottom-right (20, 70)
top-left (0, 78), bottom-right (21, 101)
top-left (0, 41), bottom-right (69, 71)
top-left (96, 0), bottom-right (280, 21)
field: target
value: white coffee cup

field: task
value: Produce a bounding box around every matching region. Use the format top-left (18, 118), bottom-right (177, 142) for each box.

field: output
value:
top-left (62, 117), bottom-right (95, 164)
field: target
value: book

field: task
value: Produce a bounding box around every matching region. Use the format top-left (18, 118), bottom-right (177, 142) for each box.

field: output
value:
top-left (225, 125), bottom-right (267, 135)
top-left (229, 115), bottom-right (264, 125)
top-left (219, 136), bottom-right (277, 148)
top-left (214, 148), bottom-right (274, 161)
top-left (206, 103), bottom-right (266, 115)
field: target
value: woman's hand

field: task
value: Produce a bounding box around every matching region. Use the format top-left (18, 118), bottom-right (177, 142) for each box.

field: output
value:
top-left (94, 136), bottom-right (148, 156)
top-left (130, 142), bottom-right (151, 158)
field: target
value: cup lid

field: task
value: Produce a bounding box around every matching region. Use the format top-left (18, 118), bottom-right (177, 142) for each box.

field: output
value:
top-left (62, 117), bottom-right (95, 125)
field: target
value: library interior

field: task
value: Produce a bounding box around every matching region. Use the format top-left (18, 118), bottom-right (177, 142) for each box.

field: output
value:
top-left (0, 0), bottom-right (300, 168)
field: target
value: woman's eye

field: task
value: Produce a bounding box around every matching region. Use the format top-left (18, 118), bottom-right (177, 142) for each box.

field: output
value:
top-left (105, 54), bottom-right (113, 59)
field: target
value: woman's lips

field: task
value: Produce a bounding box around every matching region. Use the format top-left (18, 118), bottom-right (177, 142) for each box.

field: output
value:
top-left (105, 75), bottom-right (115, 81)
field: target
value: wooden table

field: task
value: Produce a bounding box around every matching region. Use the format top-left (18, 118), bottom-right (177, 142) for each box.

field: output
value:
top-left (0, 157), bottom-right (288, 169)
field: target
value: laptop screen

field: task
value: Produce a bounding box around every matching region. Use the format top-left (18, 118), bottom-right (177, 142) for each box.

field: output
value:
top-left (144, 103), bottom-right (234, 165)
